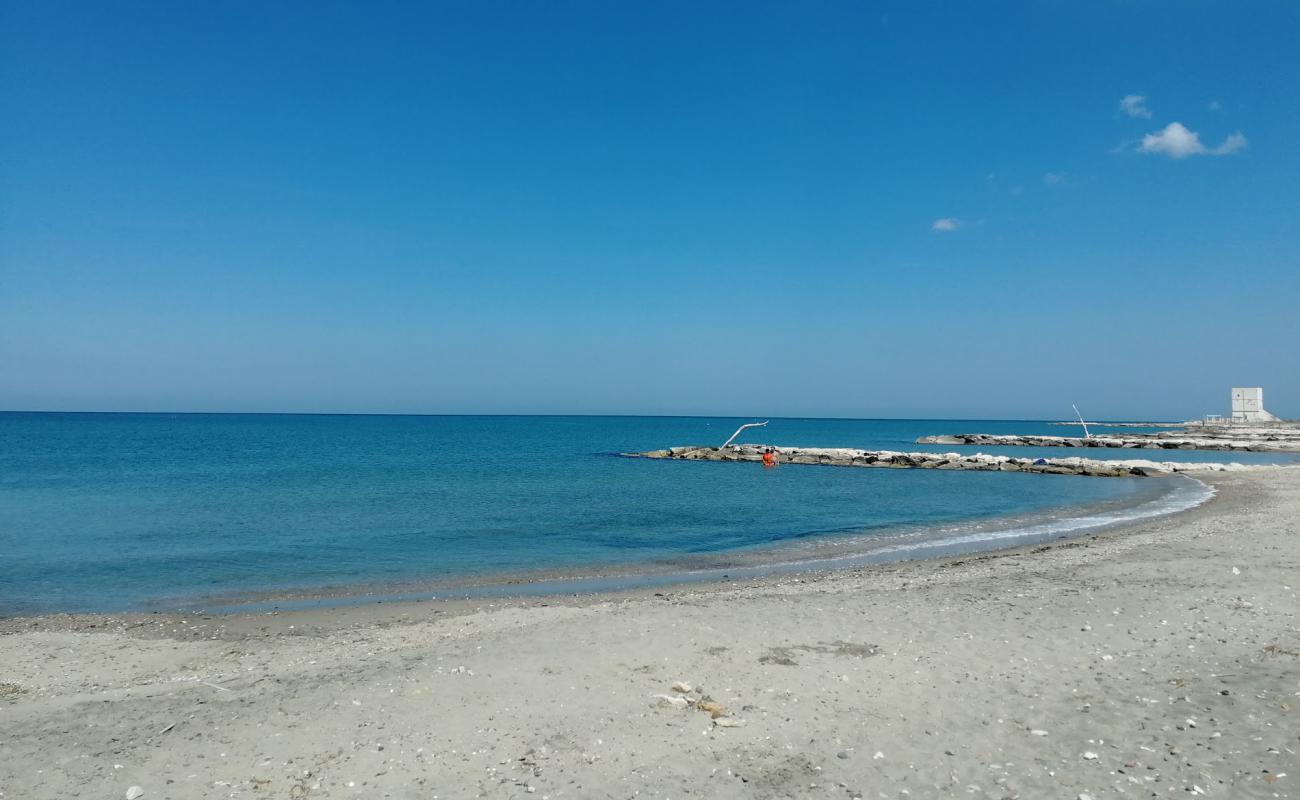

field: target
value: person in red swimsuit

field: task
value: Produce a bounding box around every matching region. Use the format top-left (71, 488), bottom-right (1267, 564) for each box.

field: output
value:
top-left (762, 448), bottom-right (777, 468)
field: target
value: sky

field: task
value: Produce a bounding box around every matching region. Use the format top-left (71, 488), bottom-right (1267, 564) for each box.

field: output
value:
top-left (2, 1), bottom-right (1298, 420)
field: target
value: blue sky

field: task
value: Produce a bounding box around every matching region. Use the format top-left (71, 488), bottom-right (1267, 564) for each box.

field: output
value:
top-left (2, 2), bottom-right (1298, 419)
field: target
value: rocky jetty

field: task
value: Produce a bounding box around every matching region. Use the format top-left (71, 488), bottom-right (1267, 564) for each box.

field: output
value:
top-left (915, 433), bottom-right (1300, 452)
top-left (1050, 421), bottom-right (1184, 428)
top-left (632, 444), bottom-right (1262, 477)
top-left (1178, 424), bottom-right (1300, 441)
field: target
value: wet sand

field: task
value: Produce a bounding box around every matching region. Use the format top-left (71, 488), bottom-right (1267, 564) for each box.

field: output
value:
top-left (2, 470), bottom-right (1298, 799)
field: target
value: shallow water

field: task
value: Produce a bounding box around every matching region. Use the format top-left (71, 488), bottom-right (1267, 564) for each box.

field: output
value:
top-left (0, 413), bottom-right (1268, 615)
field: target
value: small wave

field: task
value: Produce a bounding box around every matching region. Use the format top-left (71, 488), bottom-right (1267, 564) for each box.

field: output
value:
top-left (788, 474), bottom-right (1213, 567)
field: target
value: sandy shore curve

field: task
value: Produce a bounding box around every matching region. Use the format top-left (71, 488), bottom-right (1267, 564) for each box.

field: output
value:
top-left (2, 470), bottom-right (1297, 799)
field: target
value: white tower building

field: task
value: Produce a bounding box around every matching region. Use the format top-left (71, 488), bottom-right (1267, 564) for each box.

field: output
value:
top-left (1230, 388), bottom-right (1279, 423)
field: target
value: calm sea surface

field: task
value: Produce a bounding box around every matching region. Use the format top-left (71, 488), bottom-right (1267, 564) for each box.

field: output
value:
top-left (1, 413), bottom-right (1284, 615)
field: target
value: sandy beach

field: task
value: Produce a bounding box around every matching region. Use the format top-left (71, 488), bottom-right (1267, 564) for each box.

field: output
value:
top-left (2, 469), bottom-right (1297, 800)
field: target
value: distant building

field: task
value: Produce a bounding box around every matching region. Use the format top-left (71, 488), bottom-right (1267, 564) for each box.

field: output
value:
top-left (1230, 387), bottom-right (1279, 423)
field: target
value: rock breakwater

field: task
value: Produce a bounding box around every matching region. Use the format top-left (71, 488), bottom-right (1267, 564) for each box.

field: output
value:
top-left (916, 433), bottom-right (1300, 453)
top-left (632, 444), bottom-right (1262, 477)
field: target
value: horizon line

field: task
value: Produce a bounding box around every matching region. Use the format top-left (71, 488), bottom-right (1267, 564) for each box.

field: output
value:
top-left (0, 409), bottom-right (1180, 424)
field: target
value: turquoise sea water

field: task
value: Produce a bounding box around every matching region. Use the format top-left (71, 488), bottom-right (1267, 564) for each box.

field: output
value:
top-left (0, 413), bottom-right (1282, 615)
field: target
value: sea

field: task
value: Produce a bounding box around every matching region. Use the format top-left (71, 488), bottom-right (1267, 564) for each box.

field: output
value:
top-left (2, 413), bottom-right (1289, 616)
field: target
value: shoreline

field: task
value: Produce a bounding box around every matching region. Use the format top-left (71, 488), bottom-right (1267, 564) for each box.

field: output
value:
top-left (179, 473), bottom-right (1212, 616)
top-left (4, 470), bottom-right (1201, 618)
top-left (2, 469), bottom-right (1296, 799)
top-left (0, 472), bottom-right (1220, 633)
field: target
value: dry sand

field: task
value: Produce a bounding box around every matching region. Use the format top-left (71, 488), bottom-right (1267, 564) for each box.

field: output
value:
top-left (2, 470), bottom-right (1298, 799)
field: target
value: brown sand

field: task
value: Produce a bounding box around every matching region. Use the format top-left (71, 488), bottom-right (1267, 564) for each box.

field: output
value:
top-left (2, 470), bottom-right (1297, 799)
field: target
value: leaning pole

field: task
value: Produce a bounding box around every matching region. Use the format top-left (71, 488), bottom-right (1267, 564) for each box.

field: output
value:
top-left (721, 421), bottom-right (769, 448)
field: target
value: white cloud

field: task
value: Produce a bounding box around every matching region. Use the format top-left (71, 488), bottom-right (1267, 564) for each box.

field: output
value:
top-left (1208, 99), bottom-right (1222, 112)
top-left (1043, 171), bottom-right (1066, 186)
top-left (1120, 94), bottom-right (1152, 119)
top-left (1141, 122), bottom-right (1201, 157)
top-left (1138, 122), bottom-right (1248, 158)
top-left (931, 218), bottom-right (962, 232)
top-left (1214, 131), bottom-right (1248, 154)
